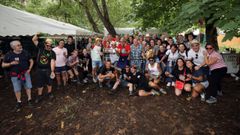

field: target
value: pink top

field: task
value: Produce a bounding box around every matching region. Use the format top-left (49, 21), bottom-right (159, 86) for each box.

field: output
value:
top-left (207, 51), bottom-right (227, 71)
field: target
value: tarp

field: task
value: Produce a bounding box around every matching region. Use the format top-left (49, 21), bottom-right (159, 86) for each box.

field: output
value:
top-left (0, 4), bottom-right (92, 36)
top-left (104, 28), bottom-right (135, 36)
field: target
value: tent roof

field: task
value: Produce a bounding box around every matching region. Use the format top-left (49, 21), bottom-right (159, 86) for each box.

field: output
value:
top-left (0, 4), bottom-right (92, 36)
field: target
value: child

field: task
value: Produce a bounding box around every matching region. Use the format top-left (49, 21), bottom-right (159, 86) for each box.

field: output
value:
top-left (67, 49), bottom-right (80, 84)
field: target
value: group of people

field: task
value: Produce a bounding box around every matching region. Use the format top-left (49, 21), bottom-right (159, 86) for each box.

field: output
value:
top-left (1, 32), bottom-right (228, 111)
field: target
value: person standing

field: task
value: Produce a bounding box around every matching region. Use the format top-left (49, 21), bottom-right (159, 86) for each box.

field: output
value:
top-left (52, 39), bottom-right (68, 89)
top-left (65, 36), bottom-right (75, 56)
top-left (130, 38), bottom-right (143, 70)
top-left (2, 40), bottom-right (34, 111)
top-left (204, 44), bottom-right (227, 104)
top-left (91, 38), bottom-right (103, 83)
top-left (32, 34), bottom-right (56, 103)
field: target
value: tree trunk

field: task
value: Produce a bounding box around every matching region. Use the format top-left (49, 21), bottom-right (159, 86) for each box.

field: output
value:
top-left (205, 18), bottom-right (219, 50)
top-left (91, 0), bottom-right (116, 36)
top-left (78, 1), bottom-right (101, 33)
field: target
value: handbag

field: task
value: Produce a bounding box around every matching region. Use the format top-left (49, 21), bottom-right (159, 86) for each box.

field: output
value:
top-left (175, 68), bottom-right (186, 90)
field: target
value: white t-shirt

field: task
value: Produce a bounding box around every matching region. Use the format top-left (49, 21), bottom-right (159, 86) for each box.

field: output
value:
top-left (52, 46), bottom-right (68, 67)
top-left (109, 48), bottom-right (119, 63)
top-left (187, 47), bottom-right (206, 66)
top-left (178, 51), bottom-right (188, 60)
top-left (91, 45), bottom-right (102, 61)
top-left (166, 50), bottom-right (179, 62)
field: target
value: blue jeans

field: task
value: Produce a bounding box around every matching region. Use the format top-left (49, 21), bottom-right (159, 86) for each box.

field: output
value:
top-left (11, 72), bottom-right (32, 92)
top-left (164, 61), bottom-right (175, 83)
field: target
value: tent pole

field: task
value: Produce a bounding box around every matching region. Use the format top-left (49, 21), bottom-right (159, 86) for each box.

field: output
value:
top-left (75, 34), bottom-right (77, 49)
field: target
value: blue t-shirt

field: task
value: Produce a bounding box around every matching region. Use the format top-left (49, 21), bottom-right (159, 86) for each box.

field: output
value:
top-left (192, 68), bottom-right (207, 83)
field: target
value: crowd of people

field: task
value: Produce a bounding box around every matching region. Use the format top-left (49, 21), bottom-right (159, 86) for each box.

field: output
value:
top-left (1, 32), bottom-right (228, 111)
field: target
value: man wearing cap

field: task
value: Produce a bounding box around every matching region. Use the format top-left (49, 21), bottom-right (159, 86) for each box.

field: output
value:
top-left (32, 33), bottom-right (56, 103)
top-left (187, 39), bottom-right (207, 72)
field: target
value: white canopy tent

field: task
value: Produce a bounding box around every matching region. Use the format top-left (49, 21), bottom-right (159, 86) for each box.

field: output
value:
top-left (0, 4), bottom-right (92, 36)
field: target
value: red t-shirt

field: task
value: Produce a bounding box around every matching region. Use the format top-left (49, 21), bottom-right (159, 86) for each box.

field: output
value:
top-left (117, 43), bottom-right (130, 56)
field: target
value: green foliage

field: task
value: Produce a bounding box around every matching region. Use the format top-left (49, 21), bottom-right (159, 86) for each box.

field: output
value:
top-left (133, 0), bottom-right (240, 41)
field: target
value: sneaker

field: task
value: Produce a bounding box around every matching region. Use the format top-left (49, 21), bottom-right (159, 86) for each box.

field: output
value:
top-left (93, 77), bottom-right (97, 83)
top-left (159, 88), bottom-right (167, 95)
top-left (186, 96), bottom-right (192, 101)
top-left (15, 102), bottom-right (22, 112)
top-left (35, 95), bottom-right (43, 103)
top-left (71, 78), bottom-right (77, 83)
top-left (27, 99), bottom-right (33, 107)
top-left (77, 81), bottom-right (82, 85)
top-left (217, 91), bottom-right (223, 96)
top-left (83, 78), bottom-right (88, 83)
top-left (166, 82), bottom-right (171, 87)
top-left (129, 91), bottom-right (134, 96)
top-left (99, 82), bottom-right (103, 88)
top-left (48, 93), bottom-right (54, 99)
top-left (151, 90), bottom-right (160, 96)
top-left (171, 82), bottom-right (175, 86)
top-left (206, 96), bottom-right (217, 104)
top-left (200, 92), bottom-right (206, 101)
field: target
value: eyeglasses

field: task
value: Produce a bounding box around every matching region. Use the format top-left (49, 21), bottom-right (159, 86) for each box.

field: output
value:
top-left (206, 47), bottom-right (213, 50)
top-left (195, 54), bottom-right (198, 59)
top-left (16, 44), bottom-right (22, 47)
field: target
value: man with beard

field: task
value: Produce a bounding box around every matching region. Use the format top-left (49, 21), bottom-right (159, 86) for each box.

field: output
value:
top-left (32, 34), bottom-right (56, 103)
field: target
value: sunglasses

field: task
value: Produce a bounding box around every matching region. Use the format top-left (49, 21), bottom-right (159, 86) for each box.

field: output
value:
top-left (206, 47), bottom-right (213, 50)
top-left (195, 54), bottom-right (198, 59)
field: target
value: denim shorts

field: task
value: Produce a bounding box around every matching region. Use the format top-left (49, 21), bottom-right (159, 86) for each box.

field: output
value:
top-left (11, 72), bottom-right (32, 92)
top-left (92, 60), bottom-right (102, 68)
top-left (55, 66), bottom-right (67, 74)
top-left (193, 81), bottom-right (209, 89)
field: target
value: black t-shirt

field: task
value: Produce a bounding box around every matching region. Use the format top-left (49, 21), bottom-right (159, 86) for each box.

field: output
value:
top-left (121, 69), bottom-right (132, 82)
top-left (3, 50), bottom-right (31, 74)
top-left (36, 43), bottom-right (56, 69)
top-left (129, 72), bottom-right (142, 84)
top-left (78, 53), bottom-right (90, 67)
top-left (99, 66), bottom-right (115, 75)
top-left (65, 43), bottom-right (75, 56)
top-left (173, 67), bottom-right (191, 82)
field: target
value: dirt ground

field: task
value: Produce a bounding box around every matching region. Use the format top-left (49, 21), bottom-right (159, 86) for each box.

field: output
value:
top-left (0, 75), bottom-right (239, 135)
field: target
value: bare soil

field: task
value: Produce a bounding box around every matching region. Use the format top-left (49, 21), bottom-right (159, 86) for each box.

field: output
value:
top-left (0, 75), bottom-right (239, 135)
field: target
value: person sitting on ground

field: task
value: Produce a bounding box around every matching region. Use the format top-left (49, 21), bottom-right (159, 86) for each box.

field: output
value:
top-left (97, 60), bottom-right (116, 88)
top-left (137, 70), bottom-right (161, 97)
top-left (52, 39), bottom-right (68, 89)
top-left (78, 49), bottom-right (90, 84)
top-left (32, 34), bottom-right (56, 103)
top-left (2, 40), bottom-right (34, 111)
top-left (109, 65), bottom-right (133, 95)
top-left (166, 58), bottom-right (192, 96)
top-left (185, 59), bottom-right (209, 101)
top-left (66, 49), bottom-right (81, 84)
top-left (146, 57), bottom-right (167, 94)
